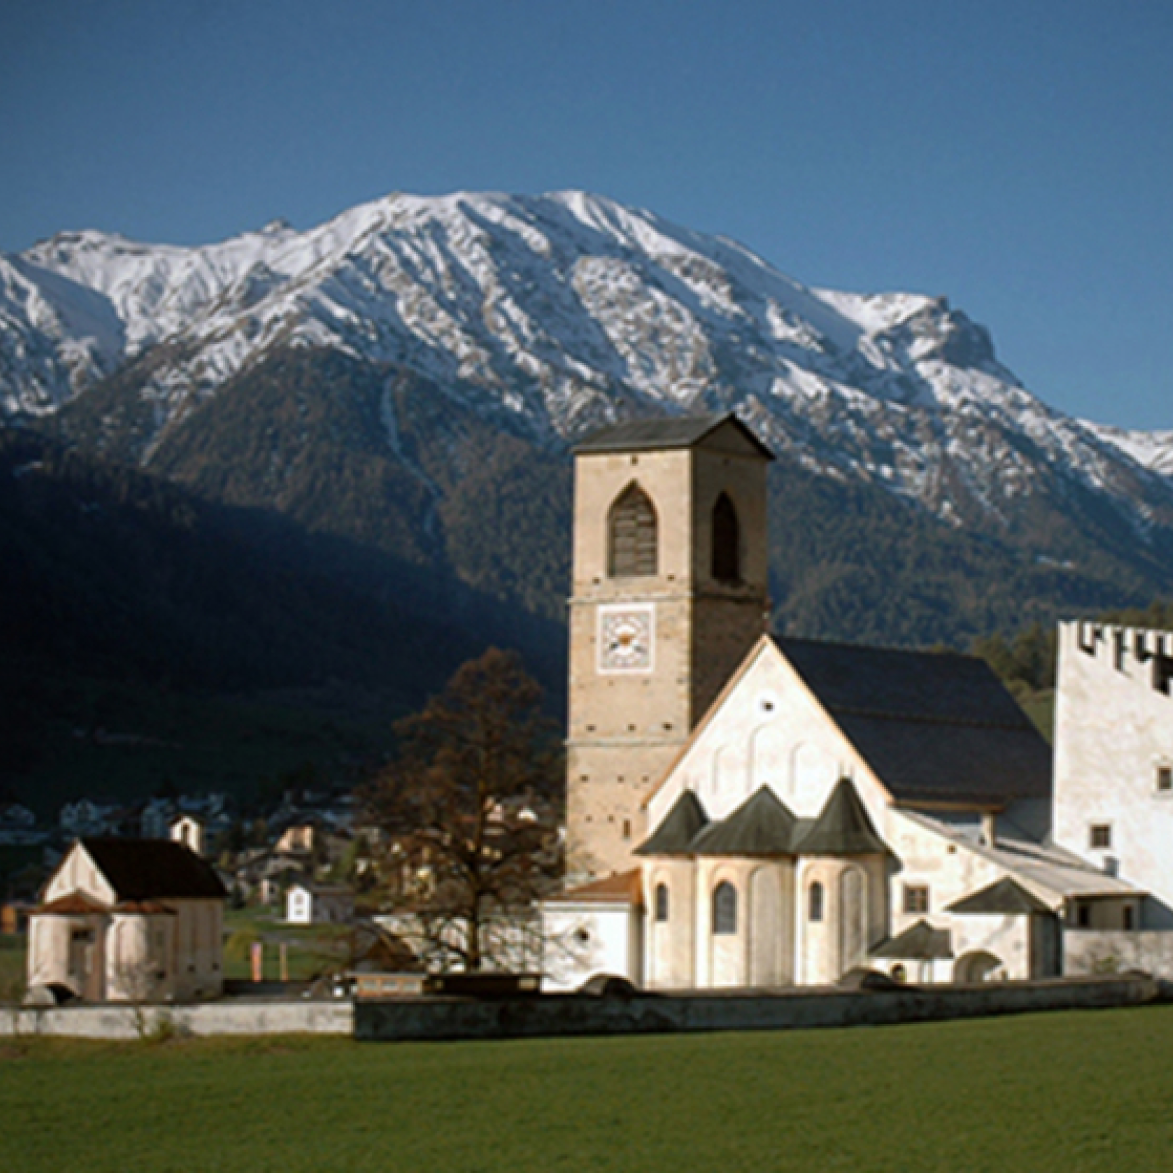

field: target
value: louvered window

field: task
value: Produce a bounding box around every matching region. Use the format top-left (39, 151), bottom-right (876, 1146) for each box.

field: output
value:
top-left (608, 484), bottom-right (657, 577)
top-left (711, 492), bottom-right (741, 582)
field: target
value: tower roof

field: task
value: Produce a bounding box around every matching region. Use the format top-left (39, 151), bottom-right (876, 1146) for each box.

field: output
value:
top-left (635, 790), bottom-right (709, 856)
top-left (689, 786), bottom-right (798, 856)
top-left (574, 413), bottom-right (774, 460)
top-left (793, 778), bottom-right (889, 856)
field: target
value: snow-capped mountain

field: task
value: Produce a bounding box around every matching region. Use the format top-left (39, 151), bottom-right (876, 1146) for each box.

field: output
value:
top-left (3, 189), bottom-right (1172, 552)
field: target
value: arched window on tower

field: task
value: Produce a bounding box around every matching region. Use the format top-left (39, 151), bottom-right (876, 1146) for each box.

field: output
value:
top-left (712, 881), bottom-right (738, 935)
top-left (711, 492), bottom-right (740, 582)
top-left (608, 483), bottom-right (658, 577)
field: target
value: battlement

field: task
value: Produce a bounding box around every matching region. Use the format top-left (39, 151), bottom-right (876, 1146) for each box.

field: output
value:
top-left (1060, 620), bottom-right (1173, 696)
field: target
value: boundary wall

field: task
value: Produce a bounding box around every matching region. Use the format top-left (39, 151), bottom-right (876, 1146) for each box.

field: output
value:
top-left (1, 977), bottom-right (1163, 1041)
top-left (0, 998), bottom-right (353, 1039)
top-left (356, 975), bottom-right (1165, 1042)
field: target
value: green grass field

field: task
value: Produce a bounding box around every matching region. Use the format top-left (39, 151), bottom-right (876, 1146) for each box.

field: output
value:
top-left (2, 1005), bottom-right (1172, 1171)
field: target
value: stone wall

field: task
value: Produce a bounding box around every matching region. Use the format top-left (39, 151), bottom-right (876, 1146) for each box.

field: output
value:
top-left (1064, 930), bottom-right (1173, 978)
top-left (356, 975), bottom-right (1164, 1042)
top-left (0, 998), bottom-right (353, 1039)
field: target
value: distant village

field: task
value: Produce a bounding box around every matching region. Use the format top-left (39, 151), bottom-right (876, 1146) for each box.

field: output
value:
top-left (2, 781), bottom-right (367, 917)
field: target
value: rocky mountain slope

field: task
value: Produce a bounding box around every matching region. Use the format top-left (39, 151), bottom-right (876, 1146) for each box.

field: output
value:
top-left (3, 190), bottom-right (1172, 652)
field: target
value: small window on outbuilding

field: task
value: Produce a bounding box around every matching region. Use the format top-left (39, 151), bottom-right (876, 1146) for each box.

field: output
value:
top-left (1157, 766), bottom-right (1173, 794)
top-left (712, 881), bottom-right (737, 935)
top-left (654, 883), bottom-right (669, 923)
top-left (608, 483), bottom-right (658, 577)
top-left (903, 885), bottom-right (930, 915)
top-left (1090, 824), bottom-right (1112, 850)
top-left (711, 493), bottom-right (741, 583)
top-left (808, 881), bottom-right (824, 923)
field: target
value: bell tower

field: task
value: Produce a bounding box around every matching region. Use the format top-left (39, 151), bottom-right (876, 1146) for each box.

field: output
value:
top-left (565, 414), bottom-right (773, 878)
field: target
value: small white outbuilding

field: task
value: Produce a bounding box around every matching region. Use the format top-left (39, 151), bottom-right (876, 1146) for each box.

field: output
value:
top-left (27, 837), bottom-right (227, 1003)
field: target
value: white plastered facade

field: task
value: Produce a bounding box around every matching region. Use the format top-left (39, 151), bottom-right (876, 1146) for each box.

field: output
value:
top-left (27, 842), bottom-right (224, 1003)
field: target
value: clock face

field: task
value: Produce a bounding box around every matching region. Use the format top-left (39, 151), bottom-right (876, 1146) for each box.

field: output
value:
top-left (598, 604), bottom-right (655, 673)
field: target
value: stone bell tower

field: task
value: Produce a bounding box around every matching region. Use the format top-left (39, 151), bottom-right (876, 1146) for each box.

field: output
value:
top-left (565, 414), bottom-right (773, 879)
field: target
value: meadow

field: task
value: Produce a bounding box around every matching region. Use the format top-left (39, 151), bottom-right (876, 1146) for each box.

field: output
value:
top-left (2, 1005), bottom-right (1171, 1172)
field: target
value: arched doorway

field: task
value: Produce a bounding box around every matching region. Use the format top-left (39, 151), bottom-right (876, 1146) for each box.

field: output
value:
top-left (954, 950), bottom-right (1003, 983)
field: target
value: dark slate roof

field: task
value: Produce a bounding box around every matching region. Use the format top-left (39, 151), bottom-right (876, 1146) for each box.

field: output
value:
top-left (690, 787), bottom-right (798, 856)
top-left (872, 920), bottom-right (954, 960)
top-left (635, 791), bottom-right (709, 856)
top-left (574, 413), bottom-right (774, 460)
top-left (946, 877), bottom-right (1052, 916)
top-left (793, 778), bottom-right (889, 856)
top-left (774, 636), bottom-right (1052, 806)
top-left (80, 838), bottom-right (227, 901)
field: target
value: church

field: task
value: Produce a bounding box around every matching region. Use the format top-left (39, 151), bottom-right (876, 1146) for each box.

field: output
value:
top-left (542, 414), bottom-right (1160, 991)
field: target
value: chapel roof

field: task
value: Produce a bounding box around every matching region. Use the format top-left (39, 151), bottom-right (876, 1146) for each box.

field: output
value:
top-left (689, 787), bottom-right (798, 856)
top-left (773, 636), bottom-right (1052, 807)
top-left (793, 777), bottom-right (889, 856)
top-left (79, 837), bottom-right (227, 901)
top-left (574, 413), bottom-right (774, 460)
top-left (871, 920), bottom-right (954, 960)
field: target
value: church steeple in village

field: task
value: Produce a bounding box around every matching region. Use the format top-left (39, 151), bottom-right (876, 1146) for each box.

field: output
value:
top-left (565, 414), bottom-right (773, 878)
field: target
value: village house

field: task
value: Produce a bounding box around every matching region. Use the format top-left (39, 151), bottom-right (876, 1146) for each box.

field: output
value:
top-left (542, 414), bottom-right (1151, 991)
top-left (285, 881), bottom-right (355, 925)
top-left (26, 838), bottom-right (227, 1003)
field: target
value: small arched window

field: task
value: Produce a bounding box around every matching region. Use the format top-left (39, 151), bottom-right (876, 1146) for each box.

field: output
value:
top-left (654, 883), bottom-right (669, 923)
top-left (608, 483), bottom-right (657, 577)
top-left (712, 881), bottom-right (738, 935)
top-left (711, 492), bottom-right (740, 583)
top-left (808, 881), bottom-right (824, 923)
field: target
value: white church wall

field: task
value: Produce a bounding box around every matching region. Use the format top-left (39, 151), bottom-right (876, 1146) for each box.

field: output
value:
top-left (950, 916), bottom-right (1032, 982)
top-left (540, 902), bottom-right (641, 992)
top-left (644, 860), bottom-right (697, 989)
top-left (644, 641), bottom-right (892, 836)
top-left (883, 811), bottom-right (1008, 942)
top-left (696, 859), bottom-right (748, 987)
top-left (1054, 621), bottom-right (1173, 926)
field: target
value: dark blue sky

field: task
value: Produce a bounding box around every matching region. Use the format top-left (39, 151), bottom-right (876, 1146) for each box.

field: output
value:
top-left (3, 0), bottom-right (1171, 428)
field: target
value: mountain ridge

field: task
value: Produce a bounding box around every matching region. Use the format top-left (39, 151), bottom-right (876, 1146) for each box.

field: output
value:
top-left (4, 188), bottom-right (1173, 654)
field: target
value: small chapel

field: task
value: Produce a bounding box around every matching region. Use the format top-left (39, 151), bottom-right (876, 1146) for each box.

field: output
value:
top-left (542, 413), bottom-right (1153, 990)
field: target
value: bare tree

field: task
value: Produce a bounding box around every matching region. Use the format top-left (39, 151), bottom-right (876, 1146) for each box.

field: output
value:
top-left (361, 648), bottom-right (563, 972)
